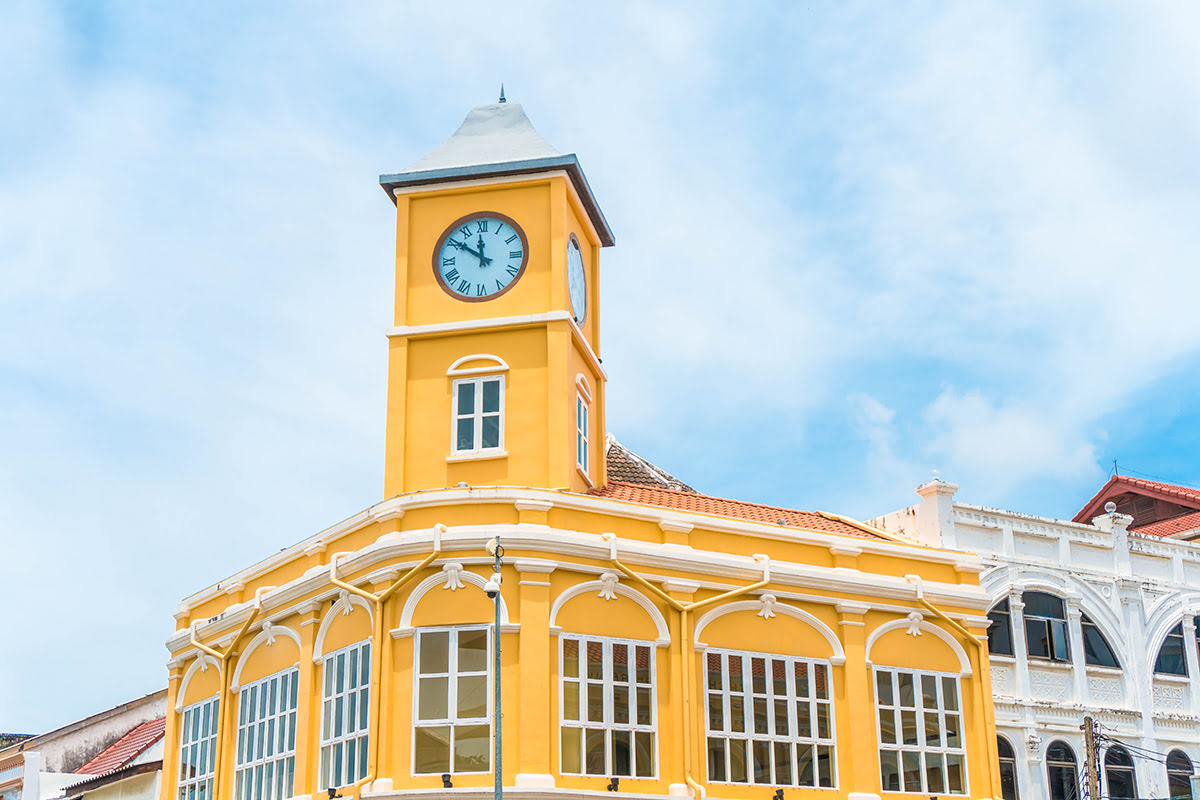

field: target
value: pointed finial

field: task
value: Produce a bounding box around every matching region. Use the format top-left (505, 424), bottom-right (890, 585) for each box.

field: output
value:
top-left (499, 84), bottom-right (506, 104)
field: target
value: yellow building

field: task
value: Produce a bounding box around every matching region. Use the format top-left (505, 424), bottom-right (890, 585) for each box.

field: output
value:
top-left (160, 101), bottom-right (1001, 800)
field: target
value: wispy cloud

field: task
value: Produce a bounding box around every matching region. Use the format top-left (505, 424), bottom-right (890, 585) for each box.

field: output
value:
top-left (2, 1), bottom-right (1199, 730)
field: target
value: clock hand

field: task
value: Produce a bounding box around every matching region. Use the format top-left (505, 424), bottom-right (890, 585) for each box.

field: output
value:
top-left (449, 238), bottom-right (489, 264)
top-left (476, 235), bottom-right (492, 267)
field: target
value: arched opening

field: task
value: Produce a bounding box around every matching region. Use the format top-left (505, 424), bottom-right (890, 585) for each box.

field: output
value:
top-left (1023, 591), bottom-right (1069, 663)
top-left (1046, 741), bottom-right (1079, 800)
top-left (1104, 745), bottom-right (1137, 800)
top-left (1156, 623), bottom-right (1189, 676)
top-left (1168, 750), bottom-right (1194, 800)
top-left (988, 599), bottom-right (1014, 656)
top-left (997, 735), bottom-right (1019, 800)
top-left (1080, 612), bottom-right (1120, 668)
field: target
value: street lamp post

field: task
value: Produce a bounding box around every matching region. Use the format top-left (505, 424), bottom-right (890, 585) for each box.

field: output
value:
top-left (486, 536), bottom-right (504, 800)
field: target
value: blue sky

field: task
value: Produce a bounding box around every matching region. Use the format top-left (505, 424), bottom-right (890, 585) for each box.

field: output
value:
top-left (3, 1), bottom-right (1200, 732)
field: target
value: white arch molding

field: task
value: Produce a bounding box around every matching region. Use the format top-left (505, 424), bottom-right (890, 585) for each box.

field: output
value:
top-left (982, 567), bottom-right (1127, 664)
top-left (865, 617), bottom-right (973, 677)
top-left (1145, 591), bottom-right (1200, 655)
top-left (176, 653), bottom-right (222, 713)
top-left (395, 571), bottom-right (514, 632)
top-left (312, 592), bottom-right (375, 664)
top-left (575, 373), bottom-right (593, 403)
top-left (692, 600), bottom-right (846, 666)
top-left (549, 579), bottom-right (670, 646)
top-left (447, 354), bottom-right (509, 376)
top-left (230, 623), bottom-right (303, 691)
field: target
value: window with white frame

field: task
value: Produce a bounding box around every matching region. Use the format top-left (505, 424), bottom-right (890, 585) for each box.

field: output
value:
top-left (704, 649), bottom-right (836, 788)
top-left (178, 695), bottom-right (219, 800)
top-left (875, 668), bottom-right (966, 795)
top-left (576, 394), bottom-right (589, 475)
top-left (414, 626), bottom-right (491, 775)
top-left (319, 640), bottom-right (371, 791)
top-left (560, 636), bottom-right (656, 778)
top-left (452, 376), bottom-right (504, 455)
top-left (234, 667), bottom-right (298, 800)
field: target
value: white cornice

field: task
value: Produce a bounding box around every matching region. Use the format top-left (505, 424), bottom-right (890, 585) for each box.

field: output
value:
top-left (386, 311), bottom-right (606, 382)
top-left (175, 487), bottom-right (986, 619)
top-left (170, 523), bottom-right (987, 656)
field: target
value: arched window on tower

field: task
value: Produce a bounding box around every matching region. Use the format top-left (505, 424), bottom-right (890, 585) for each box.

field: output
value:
top-left (1104, 745), bottom-right (1137, 800)
top-left (1080, 613), bottom-right (1120, 668)
top-left (1167, 750), bottom-right (1194, 800)
top-left (1023, 592), bottom-right (1069, 663)
top-left (1046, 741), bottom-right (1078, 800)
top-left (997, 736), bottom-right (1019, 800)
top-left (988, 599), bottom-right (1014, 657)
top-left (1156, 623), bottom-right (1189, 676)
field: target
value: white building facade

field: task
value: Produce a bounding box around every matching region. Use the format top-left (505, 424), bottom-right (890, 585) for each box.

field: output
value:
top-left (872, 479), bottom-right (1200, 800)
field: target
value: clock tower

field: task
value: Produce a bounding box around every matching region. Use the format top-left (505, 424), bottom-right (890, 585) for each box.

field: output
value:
top-left (378, 100), bottom-right (614, 498)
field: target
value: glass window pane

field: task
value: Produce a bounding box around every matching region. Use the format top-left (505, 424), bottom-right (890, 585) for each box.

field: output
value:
top-left (564, 682), bottom-right (580, 722)
top-left (774, 741), bottom-right (793, 785)
top-left (634, 731), bottom-right (654, 778)
top-left (796, 744), bottom-right (814, 786)
top-left (613, 644), bottom-right (629, 683)
top-left (418, 677), bottom-right (449, 720)
top-left (454, 724), bottom-right (490, 773)
top-left (636, 646), bottom-right (652, 684)
top-left (585, 728), bottom-right (606, 775)
top-left (729, 738), bottom-right (747, 783)
top-left (752, 740), bottom-right (770, 784)
top-left (902, 751), bottom-right (923, 792)
top-left (420, 632), bottom-right (449, 673)
top-left (708, 693), bottom-right (723, 731)
top-left (481, 380), bottom-right (500, 413)
top-left (707, 738), bottom-right (727, 782)
top-left (875, 670), bottom-right (892, 705)
top-left (456, 418), bottom-right (475, 451)
top-left (458, 629), bottom-right (488, 672)
top-left (612, 730), bottom-right (632, 777)
top-left (561, 727), bottom-right (581, 774)
top-left (457, 674), bottom-right (487, 719)
top-left (897, 672), bottom-right (915, 706)
top-left (456, 383), bottom-right (474, 415)
top-left (879, 708), bottom-right (896, 744)
top-left (481, 415), bottom-right (500, 449)
top-left (414, 726), bottom-right (450, 774)
top-left (636, 686), bottom-right (652, 726)
top-left (816, 746), bottom-right (833, 788)
top-left (942, 677), bottom-right (959, 711)
top-left (880, 750), bottom-right (900, 792)
top-left (613, 685), bottom-right (630, 725)
top-left (587, 683), bottom-right (604, 723)
top-left (927, 752), bottom-right (946, 794)
top-left (563, 639), bottom-right (579, 678)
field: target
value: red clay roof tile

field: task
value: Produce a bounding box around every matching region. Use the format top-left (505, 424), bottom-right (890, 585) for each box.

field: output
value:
top-left (592, 480), bottom-right (892, 540)
top-left (75, 716), bottom-right (165, 776)
top-left (1132, 510), bottom-right (1200, 539)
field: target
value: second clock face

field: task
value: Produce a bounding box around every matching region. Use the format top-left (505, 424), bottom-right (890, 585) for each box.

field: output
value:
top-left (434, 213), bottom-right (528, 302)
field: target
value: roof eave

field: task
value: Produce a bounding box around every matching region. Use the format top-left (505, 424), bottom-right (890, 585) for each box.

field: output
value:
top-left (378, 154), bottom-right (615, 247)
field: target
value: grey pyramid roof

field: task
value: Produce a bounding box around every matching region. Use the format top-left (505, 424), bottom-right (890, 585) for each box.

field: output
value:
top-left (380, 102), bottom-right (614, 246)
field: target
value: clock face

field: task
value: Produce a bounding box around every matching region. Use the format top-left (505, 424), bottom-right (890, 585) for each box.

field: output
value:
top-left (433, 212), bottom-right (528, 302)
top-left (567, 235), bottom-right (586, 324)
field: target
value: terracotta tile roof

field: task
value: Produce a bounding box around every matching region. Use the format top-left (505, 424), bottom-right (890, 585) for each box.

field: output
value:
top-left (605, 436), bottom-right (695, 492)
top-left (1132, 510), bottom-right (1200, 539)
top-left (75, 716), bottom-right (165, 776)
top-left (592, 480), bottom-right (895, 541)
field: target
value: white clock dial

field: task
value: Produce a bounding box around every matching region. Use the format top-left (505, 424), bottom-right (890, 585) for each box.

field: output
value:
top-left (434, 213), bottom-right (528, 301)
top-left (567, 236), bottom-right (586, 324)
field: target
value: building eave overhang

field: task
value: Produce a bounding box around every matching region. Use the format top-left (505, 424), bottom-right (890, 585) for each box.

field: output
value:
top-left (379, 154), bottom-right (615, 247)
top-left (1074, 475), bottom-right (1200, 524)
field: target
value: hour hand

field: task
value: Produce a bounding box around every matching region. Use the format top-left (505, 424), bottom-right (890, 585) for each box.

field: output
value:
top-left (449, 239), bottom-right (486, 263)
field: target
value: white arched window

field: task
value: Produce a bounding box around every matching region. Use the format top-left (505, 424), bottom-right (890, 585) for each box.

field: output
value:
top-left (997, 736), bottom-right (1019, 800)
top-left (1046, 741), bottom-right (1078, 800)
top-left (447, 355), bottom-right (508, 459)
top-left (1167, 750), bottom-right (1194, 800)
top-left (1104, 745), bottom-right (1137, 800)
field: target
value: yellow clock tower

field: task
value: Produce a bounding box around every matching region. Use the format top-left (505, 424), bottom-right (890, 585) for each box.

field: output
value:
top-left (379, 100), bottom-right (614, 497)
top-left (160, 100), bottom-right (1001, 800)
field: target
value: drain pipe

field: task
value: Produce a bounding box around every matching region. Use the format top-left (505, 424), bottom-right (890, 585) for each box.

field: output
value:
top-left (187, 585), bottom-right (274, 797)
top-left (601, 534), bottom-right (770, 798)
top-left (329, 524), bottom-right (444, 796)
top-left (905, 575), bottom-right (1000, 800)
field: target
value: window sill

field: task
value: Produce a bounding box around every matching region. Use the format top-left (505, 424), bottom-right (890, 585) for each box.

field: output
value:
top-left (988, 654), bottom-right (1017, 664)
top-left (1085, 665), bottom-right (1123, 676)
top-left (1154, 673), bottom-right (1192, 684)
top-left (1027, 658), bottom-right (1074, 670)
top-left (447, 450), bottom-right (508, 463)
top-left (575, 464), bottom-right (593, 487)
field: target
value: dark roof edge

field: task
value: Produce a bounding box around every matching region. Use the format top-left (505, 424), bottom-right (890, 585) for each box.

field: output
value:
top-left (63, 759), bottom-right (163, 794)
top-left (379, 155), bottom-right (615, 247)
